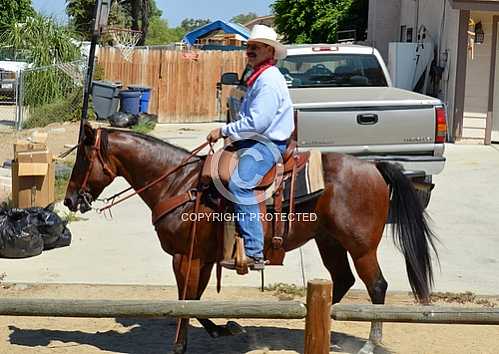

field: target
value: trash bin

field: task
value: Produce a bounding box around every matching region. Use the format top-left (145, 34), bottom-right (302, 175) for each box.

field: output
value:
top-left (91, 81), bottom-right (122, 120)
top-left (128, 85), bottom-right (152, 113)
top-left (119, 90), bottom-right (141, 115)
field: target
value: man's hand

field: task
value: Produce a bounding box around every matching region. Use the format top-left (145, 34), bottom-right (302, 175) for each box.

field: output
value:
top-left (207, 128), bottom-right (223, 143)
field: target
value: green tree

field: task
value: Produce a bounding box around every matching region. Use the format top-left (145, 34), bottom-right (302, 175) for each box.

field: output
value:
top-left (272, 0), bottom-right (367, 44)
top-left (339, 0), bottom-right (368, 41)
top-left (0, 0), bottom-right (35, 31)
top-left (230, 12), bottom-right (257, 25)
top-left (145, 17), bottom-right (184, 45)
top-left (66, 0), bottom-right (98, 38)
top-left (66, 0), bottom-right (161, 44)
top-left (180, 18), bottom-right (211, 33)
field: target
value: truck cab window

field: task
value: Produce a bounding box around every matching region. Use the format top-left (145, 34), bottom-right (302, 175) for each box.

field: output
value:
top-left (277, 54), bottom-right (388, 88)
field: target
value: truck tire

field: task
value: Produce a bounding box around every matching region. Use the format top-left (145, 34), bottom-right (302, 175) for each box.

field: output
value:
top-left (415, 176), bottom-right (432, 209)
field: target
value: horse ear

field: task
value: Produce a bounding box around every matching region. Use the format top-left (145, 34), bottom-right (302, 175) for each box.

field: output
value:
top-left (83, 122), bottom-right (95, 145)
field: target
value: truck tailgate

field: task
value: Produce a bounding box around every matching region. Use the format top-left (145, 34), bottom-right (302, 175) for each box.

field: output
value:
top-left (291, 87), bottom-right (441, 151)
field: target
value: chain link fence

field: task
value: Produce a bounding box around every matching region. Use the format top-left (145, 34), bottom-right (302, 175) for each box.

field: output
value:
top-left (0, 71), bottom-right (17, 128)
top-left (16, 60), bottom-right (88, 130)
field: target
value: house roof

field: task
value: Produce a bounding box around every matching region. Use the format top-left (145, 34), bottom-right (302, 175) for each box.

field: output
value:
top-left (182, 20), bottom-right (250, 47)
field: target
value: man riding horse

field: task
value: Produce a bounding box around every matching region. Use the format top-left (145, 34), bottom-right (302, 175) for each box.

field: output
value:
top-left (207, 25), bottom-right (294, 271)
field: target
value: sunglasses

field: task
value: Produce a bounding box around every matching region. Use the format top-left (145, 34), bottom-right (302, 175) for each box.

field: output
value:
top-left (247, 43), bottom-right (268, 51)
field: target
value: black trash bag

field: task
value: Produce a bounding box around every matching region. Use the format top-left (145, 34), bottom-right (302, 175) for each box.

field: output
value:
top-left (51, 227), bottom-right (72, 249)
top-left (25, 205), bottom-right (71, 250)
top-left (0, 208), bottom-right (43, 258)
top-left (109, 111), bottom-right (138, 128)
top-left (0, 205), bottom-right (72, 258)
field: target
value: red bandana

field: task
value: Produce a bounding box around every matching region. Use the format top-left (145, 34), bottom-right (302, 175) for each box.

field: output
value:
top-left (246, 59), bottom-right (276, 87)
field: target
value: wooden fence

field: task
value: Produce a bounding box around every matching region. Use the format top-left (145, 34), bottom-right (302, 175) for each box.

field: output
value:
top-left (2, 279), bottom-right (499, 354)
top-left (98, 47), bottom-right (246, 123)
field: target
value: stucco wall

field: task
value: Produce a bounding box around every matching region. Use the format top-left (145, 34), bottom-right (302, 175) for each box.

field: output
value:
top-left (400, 0), bottom-right (447, 47)
top-left (438, 3), bottom-right (461, 137)
top-left (464, 12), bottom-right (494, 115)
top-left (367, 0), bottom-right (401, 61)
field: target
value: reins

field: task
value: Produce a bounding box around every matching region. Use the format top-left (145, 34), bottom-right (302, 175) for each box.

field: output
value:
top-left (98, 139), bottom-right (213, 214)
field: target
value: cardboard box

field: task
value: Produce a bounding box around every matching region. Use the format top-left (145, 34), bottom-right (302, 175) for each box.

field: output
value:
top-left (12, 135), bottom-right (55, 209)
top-left (13, 131), bottom-right (49, 156)
top-left (16, 150), bottom-right (52, 164)
top-left (12, 161), bottom-right (55, 208)
top-left (14, 141), bottom-right (46, 155)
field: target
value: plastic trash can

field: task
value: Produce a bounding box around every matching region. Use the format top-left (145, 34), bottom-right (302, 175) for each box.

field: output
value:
top-left (119, 90), bottom-right (141, 115)
top-left (91, 81), bottom-right (122, 119)
top-left (128, 85), bottom-right (152, 113)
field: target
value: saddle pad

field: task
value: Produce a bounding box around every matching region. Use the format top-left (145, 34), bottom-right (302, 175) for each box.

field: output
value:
top-left (267, 149), bottom-right (325, 207)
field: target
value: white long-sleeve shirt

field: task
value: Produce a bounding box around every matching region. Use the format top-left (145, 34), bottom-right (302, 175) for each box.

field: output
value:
top-left (221, 66), bottom-right (294, 141)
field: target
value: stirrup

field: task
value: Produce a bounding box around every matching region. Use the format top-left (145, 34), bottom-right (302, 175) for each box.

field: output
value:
top-left (219, 257), bottom-right (267, 271)
top-left (248, 258), bottom-right (267, 271)
top-left (219, 259), bottom-right (237, 270)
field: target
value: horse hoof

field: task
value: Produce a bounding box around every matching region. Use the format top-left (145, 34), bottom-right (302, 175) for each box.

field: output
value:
top-left (331, 344), bottom-right (343, 351)
top-left (357, 341), bottom-right (375, 354)
top-left (205, 321), bottom-right (246, 338)
top-left (226, 320), bottom-right (246, 335)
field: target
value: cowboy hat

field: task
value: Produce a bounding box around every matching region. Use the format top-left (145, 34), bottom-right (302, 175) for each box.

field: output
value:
top-left (247, 25), bottom-right (287, 60)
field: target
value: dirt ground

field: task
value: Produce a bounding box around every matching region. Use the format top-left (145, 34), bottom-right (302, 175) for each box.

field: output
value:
top-left (0, 283), bottom-right (497, 354)
top-left (0, 122), bottom-right (82, 165)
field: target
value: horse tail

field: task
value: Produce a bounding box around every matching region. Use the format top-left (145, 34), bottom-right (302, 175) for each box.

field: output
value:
top-left (376, 161), bottom-right (439, 303)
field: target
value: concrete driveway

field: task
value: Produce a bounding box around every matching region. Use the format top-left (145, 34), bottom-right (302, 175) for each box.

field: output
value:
top-left (2, 123), bottom-right (498, 295)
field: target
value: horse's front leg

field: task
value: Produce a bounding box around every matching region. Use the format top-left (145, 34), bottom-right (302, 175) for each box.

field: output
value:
top-left (195, 261), bottom-right (246, 338)
top-left (171, 254), bottom-right (202, 354)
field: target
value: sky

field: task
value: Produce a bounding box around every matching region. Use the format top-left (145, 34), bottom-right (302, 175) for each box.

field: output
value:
top-left (32, 0), bottom-right (274, 27)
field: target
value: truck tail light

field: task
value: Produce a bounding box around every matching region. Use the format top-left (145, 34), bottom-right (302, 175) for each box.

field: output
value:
top-left (292, 110), bottom-right (298, 141)
top-left (435, 106), bottom-right (447, 143)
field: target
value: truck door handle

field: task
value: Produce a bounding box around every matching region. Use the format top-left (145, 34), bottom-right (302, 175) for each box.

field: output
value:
top-left (357, 113), bottom-right (378, 125)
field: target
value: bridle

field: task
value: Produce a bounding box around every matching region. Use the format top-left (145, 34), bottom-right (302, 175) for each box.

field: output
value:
top-left (78, 128), bottom-right (116, 207)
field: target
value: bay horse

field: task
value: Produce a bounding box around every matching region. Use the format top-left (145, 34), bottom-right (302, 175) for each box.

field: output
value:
top-left (64, 123), bottom-right (438, 354)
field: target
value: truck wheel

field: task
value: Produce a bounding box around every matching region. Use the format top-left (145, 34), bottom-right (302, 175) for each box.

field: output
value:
top-left (415, 176), bottom-right (432, 209)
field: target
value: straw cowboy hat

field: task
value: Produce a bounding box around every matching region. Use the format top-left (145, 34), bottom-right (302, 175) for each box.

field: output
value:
top-left (247, 25), bottom-right (287, 60)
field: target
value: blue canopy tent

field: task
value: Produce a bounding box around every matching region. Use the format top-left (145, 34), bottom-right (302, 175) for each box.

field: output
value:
top-left (182, 20), bottom-right (250, 47)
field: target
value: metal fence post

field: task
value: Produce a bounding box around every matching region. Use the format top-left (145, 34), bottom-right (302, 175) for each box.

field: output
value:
top-left (304, 279), bottom-right (332, 354)
top-left (15, 70), bottom-right (25, 130)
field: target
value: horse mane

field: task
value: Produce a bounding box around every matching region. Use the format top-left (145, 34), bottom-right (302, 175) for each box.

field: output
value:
top-left (100, 128), bottom-right (109, 157)
top-left (104, 128), bottom-right (193, 156)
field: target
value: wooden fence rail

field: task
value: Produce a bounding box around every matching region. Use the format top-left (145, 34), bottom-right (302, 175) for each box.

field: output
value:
top-left (1, 293), bottom-right (498, 325)
top-left (0, 298), bottom-right (306, 319)
top-left (332, 304), bottom-right (499, 325)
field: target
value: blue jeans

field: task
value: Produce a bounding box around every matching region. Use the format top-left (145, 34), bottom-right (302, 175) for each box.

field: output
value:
top-left (228, 139), bottom-right (287, 259)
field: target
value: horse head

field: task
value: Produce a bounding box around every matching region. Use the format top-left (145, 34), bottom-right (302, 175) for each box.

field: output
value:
top-left (64, 123), bottom-right (117, 213)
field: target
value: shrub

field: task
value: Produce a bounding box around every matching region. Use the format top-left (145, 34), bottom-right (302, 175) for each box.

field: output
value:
top-left (23, 90), bottom-right (95, 128)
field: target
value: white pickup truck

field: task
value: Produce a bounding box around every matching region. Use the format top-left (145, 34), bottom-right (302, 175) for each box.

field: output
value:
top-left (221, 44), bottom-right (447, 207)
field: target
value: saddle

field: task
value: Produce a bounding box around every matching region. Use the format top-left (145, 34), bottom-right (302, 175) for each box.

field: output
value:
top-left (200, 140), bottom-right (310, 274)
top-left (200, 140), bottom-right (308, 187)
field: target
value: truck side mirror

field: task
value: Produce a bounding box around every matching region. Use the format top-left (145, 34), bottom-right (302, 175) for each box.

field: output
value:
top-left (221, 72), bottom-right (240, 85)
